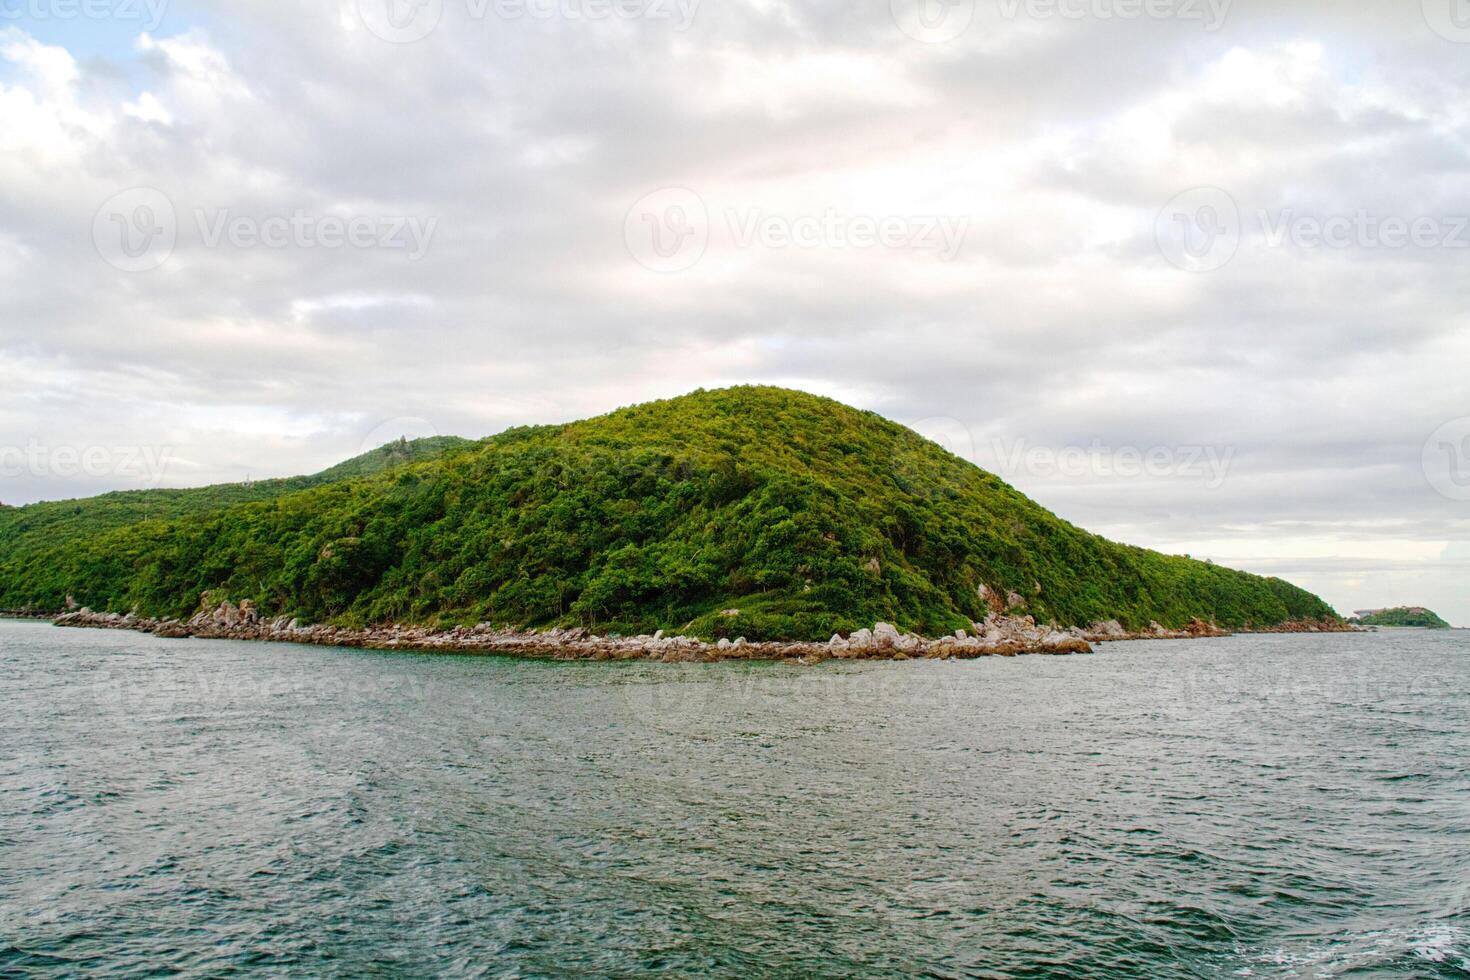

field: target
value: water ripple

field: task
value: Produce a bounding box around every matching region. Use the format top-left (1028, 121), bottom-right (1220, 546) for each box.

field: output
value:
top-left (1, 621), bottom-right (1467, 977)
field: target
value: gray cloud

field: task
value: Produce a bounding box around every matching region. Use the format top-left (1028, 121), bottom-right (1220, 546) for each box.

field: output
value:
top-left (0, 0), bottom-right (1467, 623)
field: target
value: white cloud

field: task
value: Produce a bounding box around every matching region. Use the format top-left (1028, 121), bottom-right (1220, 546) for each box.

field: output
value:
top-left (0, 3), bottom-right (1467, 623)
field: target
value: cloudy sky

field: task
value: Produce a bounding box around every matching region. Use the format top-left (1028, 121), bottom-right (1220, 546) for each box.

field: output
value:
top-left (2, 0), bottom-right (1467, 624)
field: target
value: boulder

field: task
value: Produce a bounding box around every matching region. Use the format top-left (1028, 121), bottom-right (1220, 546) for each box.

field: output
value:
top-left (871, 622), bottom-right (900, 651)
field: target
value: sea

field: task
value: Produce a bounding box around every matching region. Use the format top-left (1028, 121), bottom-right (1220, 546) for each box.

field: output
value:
top-left (1, 619), bottom-right (1467, 977)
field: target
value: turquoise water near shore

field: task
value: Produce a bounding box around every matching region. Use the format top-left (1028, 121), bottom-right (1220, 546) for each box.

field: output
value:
top-left (2, 620), bottom-right (1467, 977)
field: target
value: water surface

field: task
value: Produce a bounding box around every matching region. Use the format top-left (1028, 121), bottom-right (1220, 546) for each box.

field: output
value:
top-left (2, 620), bottom-right (1467, 976)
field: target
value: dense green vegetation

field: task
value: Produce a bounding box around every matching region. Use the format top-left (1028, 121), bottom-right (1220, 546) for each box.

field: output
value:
top-left (1351, 607), bottom-right (1452, 629)
top-left (0, 435), bottom-right (469, 560)
top-left (0, 387), bottom-right (1339, 639)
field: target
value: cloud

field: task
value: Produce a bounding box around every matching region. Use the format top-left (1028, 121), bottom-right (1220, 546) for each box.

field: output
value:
top-left (0, 0), bottom-right (1467, 622)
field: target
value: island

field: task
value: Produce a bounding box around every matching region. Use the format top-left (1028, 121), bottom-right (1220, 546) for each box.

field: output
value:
top-left (1, 387), bottom-right (1352, 660)
top-left (1349, 607), bottom-right (1452, 629)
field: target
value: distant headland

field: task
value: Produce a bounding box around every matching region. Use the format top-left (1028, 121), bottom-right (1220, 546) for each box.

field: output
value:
top-left (1349, 606), bottom-right (1452, 629)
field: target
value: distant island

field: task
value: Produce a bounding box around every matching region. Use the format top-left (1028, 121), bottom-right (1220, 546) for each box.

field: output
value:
top-left (1349, 606), bottom-right (1452, 629)
top-left (2, 387), bottom-right (1349, 658)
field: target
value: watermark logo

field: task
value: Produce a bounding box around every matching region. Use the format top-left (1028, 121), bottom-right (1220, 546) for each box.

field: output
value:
top-left (86, 665), bottom-right (428, 714)
top-left (0, 0), bottom-right (169, 30)
top-left (1158, 187), bottom-right (1470, 273)
top-left (624, 187), bottom-right (709, 273)
top-left (907, 416), bottom-right (978, 462)
top-left (93, 187), bottom-right (177, 273)
top-left (358, 0), bottom-right (698, 43)
top-left (890, 416), bottom-right (979, 500)
top-left (1258, 210), bottom-right (1469, 251)
top-left (621, 669), bottom-right (968, 729)
top-left (357, 0), bottom-right (444, 43)
top-left (93, 192), bottom-right (439, 271)
top-left (0, 441), bottom-right (174, 485)
top-left (194, 209), bottom-right (437, 260)
top-left (727, 208), bottom-right (968, 260)
top-left (621, 673), bottom-right (722, 727)
top-left (358, 416), bottom-right (441, 458)
top-left (482, 0), bottom-right (699, 29)
top-left (990, 438), bottom-right (1235, 488)
top-left (997, 0), bottom-right (1231, 30)
top-left (891, 0), bottom-right (975, 43)
top-left (1423, 417), bottom-right (1470, 502)
top-left (624, 189), bottom-right (970, 272)
top-left (1156, 186), bottom-right (1240, 273)
top-left (1422, 0), bottom-right (1470, 42)
top-left (1172, 659), bottom-right (1458, 713)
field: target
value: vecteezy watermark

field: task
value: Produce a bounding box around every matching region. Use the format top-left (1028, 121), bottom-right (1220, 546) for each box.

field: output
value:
top-left (905, 417), bottom-right (979, 463)
top-left (997, 0), bottom-right (1231, 29)
top-left (93, 187), bottom-right (177, 273)
top-left (620, 666), bottom-right (970, 728)
top-left (85, 665), bottom-right (427, 714)
top-left (1422, 0), bottom-right (1470, 43)
top-left (989, 438), bottom-right (1235, 488)
top-left (1258, 210), bottom-right (1470, 251)
top-left (479, 0), bottom-right (697, 27)
top-left (890, 0), bottom-right (976, 43)
top-left (726, 208), bottom-right (969, 261)
top-left (355, 0), bottom-right (699, 44)
top-left (1423, 417), bottom-right (1470, 502)
top-left (0, 0), bottom-right (168, 30)
top-left (93, 189), bottom-right (439, 271)
top-left (1155, 187), bottom-right (1241, 273)
top-left (194, 209), bottom-right (437, 260)
top-left (1157, 187), bottom-right (1470, 272)
top-left (0, 441), bottom-right (174, 484)
top-left (358, 416), bottom-right (441, 457)
top-left (356, 0), bottom-right (444, 43)
top-left (891, 0), bottom-right (1227, 43)
top-left (888, 416), bottom-right (981, 500)
top-left (624, 187), bottom-right (710, 273)
top-left (1172, 657), bottom-right (1459, 712)
top-left (624, 187), bottom-right (970, 272)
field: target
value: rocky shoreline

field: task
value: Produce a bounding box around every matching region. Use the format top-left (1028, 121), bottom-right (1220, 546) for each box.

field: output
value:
top-left (47, 600), bottom-right (1357, 663)
top-left (1081, 616), bottom-right (1359, 642)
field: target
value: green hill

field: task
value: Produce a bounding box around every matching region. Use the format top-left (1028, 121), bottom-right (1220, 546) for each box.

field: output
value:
top-left (0, 387), bottom-right (1338, 639)
top-left (0, 435), bottom-right (469, 589)
top-left (1350, 607), bottom-right (1451, 629)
